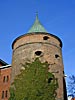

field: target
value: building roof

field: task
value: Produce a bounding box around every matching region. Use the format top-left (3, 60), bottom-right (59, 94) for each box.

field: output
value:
top-left (0, 64), bottom-right (11, 69)
top-left (12, 15), bottom-right (63, 49)
top-left (28, 14), bottom-right (47, 33)
top-left (0, 59), bottom-right (8, 66)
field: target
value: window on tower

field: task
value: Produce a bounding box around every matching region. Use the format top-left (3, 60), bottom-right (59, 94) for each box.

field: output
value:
top-left (55, 54), bottom-right (60, 58)
top-left (43, 36), bottom-right (49, 40)
top-left (35, 51), bottom-right (42, 56)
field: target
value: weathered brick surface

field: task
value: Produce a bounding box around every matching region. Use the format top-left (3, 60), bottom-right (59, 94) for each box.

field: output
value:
top-left (12, 32), bottom-right (65, 99)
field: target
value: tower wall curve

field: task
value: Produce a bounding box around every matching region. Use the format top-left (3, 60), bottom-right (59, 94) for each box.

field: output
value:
top-left (12, 32), bottom-right (64, 100)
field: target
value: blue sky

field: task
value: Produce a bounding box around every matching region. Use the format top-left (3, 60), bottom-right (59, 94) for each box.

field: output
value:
top-left (0, 0), bottom-right (75, 83)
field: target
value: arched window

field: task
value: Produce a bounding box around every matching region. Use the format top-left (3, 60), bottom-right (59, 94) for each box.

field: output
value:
top-left (5, 90), bottom-right (8, 98)
top-left (3, 76), bottom-right (5, 82)
top-left (6, 76), bottom-right (9, 82)
top-left (2, 91), bottom-right (4, 99)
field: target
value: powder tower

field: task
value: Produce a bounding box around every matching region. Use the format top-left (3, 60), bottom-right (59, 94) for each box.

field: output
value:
top-left (11, 15), bottom-right (67, 100)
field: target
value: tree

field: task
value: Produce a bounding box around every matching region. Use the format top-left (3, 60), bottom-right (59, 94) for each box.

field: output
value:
top-left (68, 75), bottom-right (75, 97)
top-left (9, 58), bottom-right (58, 100)
top-left (9, 88), bottom-right (16, 100)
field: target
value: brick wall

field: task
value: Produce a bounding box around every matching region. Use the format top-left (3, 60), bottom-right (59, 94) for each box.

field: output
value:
top-left (12, 32), bottom-right (65, 100)
top-left (0, 66), bottom-right (11, 100)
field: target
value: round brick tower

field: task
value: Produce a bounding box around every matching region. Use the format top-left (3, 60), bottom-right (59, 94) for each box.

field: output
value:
top-left (12, 15), bottom-right (66, 100)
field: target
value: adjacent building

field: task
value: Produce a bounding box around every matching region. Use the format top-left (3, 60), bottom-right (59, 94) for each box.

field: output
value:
top-left (0, 59), bottom-right (11, 100)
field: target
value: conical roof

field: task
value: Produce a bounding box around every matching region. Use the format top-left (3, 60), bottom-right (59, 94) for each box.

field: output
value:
top-left (28, 14), bottom-right (47, 33)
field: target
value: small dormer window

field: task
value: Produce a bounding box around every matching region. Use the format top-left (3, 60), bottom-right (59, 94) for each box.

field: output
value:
top-left (43, 36), bottom-right (49, 40)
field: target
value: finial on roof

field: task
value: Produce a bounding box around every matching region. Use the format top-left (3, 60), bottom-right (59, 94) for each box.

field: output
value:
top-left (35, 12), bottom-right (38, 19)
top-left (28, 13), bottom-right (47, 33)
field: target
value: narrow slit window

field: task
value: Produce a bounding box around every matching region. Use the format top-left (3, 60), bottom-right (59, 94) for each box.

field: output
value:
top-left (2, 91), bottom-right (4, 99)
top-left (6, 76), bottom-right (9, 82)
top-left (5, 90), bottom-right (8, 98)
top-left (3, 76), bottom-right (5, 83)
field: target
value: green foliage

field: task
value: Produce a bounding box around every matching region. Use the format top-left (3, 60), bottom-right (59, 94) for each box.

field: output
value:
top-left (9, 88), bottom-right (16, 100)
top-left (9, 58), bottom-right (58, 100)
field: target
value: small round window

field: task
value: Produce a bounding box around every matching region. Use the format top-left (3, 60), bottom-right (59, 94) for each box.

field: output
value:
top-left (43, 36), bottom-right (49, 40)
top-left (55, 54), bottom-right (60, 58)
top-left (35, 51), bottom-right (42, 56)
